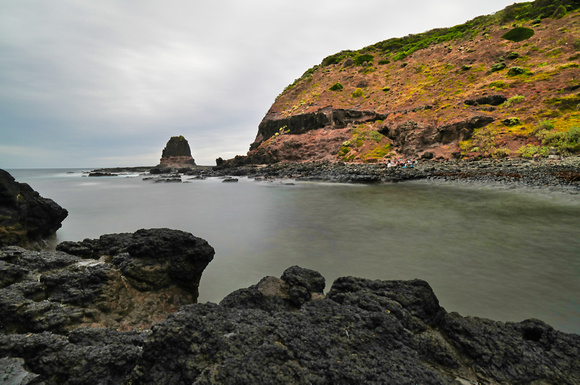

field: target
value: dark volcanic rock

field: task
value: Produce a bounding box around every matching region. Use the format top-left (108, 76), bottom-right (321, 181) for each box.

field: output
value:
top-left (1, 264), bottom-right (579, 384)
top-left (220, 265), bottom-right (326, 311)
top-left (130, 267), bottom-right (580, 385)
top-left (0, 169), bottom-right (68, 249)
top-left (58, 228), bottom-right (215, 297)
top-left (464, 94), bottom-right (508, 106)
top-left (251, 108), bottom-right (388, 150)
top-left (0, 328), bottom-right (146, 385)
top-left (1, 229), bottom-right (214, 333)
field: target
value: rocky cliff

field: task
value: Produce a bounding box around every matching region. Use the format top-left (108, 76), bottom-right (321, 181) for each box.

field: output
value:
top-left (232, 0), bottom-right (580, 164)
top-left (158, 135), bottom-right (196, 168)
top-left (0, 169), bottom-right (68, 249)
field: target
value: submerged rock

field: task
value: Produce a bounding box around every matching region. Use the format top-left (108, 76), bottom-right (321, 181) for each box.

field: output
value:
top-left (0, 169), bottom-right (68, 249)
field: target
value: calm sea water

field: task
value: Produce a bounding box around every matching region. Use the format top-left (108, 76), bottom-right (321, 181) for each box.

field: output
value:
top-left (7, 168), bottom-right (580, 334)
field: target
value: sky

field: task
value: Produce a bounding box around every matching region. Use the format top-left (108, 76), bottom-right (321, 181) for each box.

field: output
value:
top-left (1, 0), bottom-right (518, 168)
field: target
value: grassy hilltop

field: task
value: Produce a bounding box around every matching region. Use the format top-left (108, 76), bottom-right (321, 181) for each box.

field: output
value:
top-left (242, 0), bottom-right (580, 163)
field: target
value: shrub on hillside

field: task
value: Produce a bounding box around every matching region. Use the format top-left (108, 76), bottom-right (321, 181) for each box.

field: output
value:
top-left (503, 95), bottom-right (525, 107)
top-left (354, 54), bottom-right (374, 66)
top-left (507, 66), bottom-right (530, 76)
top-left (530, 121), bottom-right (580, 155)
top-left (502, 27), bottom-right (535, 42)
top-left (351, 88), bottom-right (364, 98)
top-left (552, 4), bottom-right (567, 18)
top-left (492, 148), bottom-right (511, 158)
top-left (329, 83), bottom-right (343, 91)
top-left (503, 117), bottom-right (521, 126)
top-left (491, 62), bottom-right (507, 72)
top-left (540, 126), bottom-right (580, 153)
top-left (517, 144), bottom-right (549, 158)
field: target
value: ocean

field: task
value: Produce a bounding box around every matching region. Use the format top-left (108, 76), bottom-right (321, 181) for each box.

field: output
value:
top-left (7, 168), bottom-right (580, 334)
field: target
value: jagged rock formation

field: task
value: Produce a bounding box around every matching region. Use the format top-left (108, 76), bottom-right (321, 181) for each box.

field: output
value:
top-left (0, 228), bottom-right (214, 333)
top-left (158, 135), bottom-right (196, 168)
top-left (0, 169), bottom-right (68, 249)
top-left (1, 265), bottom-right (578, 384)
top-left (230, 0), bottom-right (580, 164)
top-left (251, 108), bottom-right (389, 150)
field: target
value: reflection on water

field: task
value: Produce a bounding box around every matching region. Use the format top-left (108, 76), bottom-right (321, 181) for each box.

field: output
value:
top-left (8, 169), bottom-right (580, 334)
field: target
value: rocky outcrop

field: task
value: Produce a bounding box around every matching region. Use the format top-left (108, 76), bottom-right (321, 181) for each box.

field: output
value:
top-left (251, 107), bottom-right (388, 150)
top-left (464, 94), bottom-right (508, 106)
top-left (157, 135), bottom-right (196, 168)
top-left (379, 115), bottom-right (495, 156)
top-left (131, 268), bottom-right (580, 384)
top-left (243, 109), bottom-right (495, 164)
top-left (0, 169), bottom-right (68, 249)
top-left (1, 264), bottom-right (579, 384)
top-left (0, 228), bottom-right (214, 333)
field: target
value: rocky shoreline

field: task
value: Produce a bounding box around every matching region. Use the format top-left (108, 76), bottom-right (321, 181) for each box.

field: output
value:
top-left (1, 168), bottom-right (580, 384)
top-left (215, 157), bottom-right (580, 190)
top-left (103, 156), bottom-right (580, 193)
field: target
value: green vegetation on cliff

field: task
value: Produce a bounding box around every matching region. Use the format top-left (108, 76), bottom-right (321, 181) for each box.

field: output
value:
top-left (261, 0), bottom-right (580, 162)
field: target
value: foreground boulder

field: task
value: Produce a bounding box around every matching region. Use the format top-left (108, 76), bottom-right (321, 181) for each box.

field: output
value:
top-left (0, 169), bottom-right (68, 249)
top-left (0, 228), bottom-right (214, 333)
top-left (133, 269), bottom-right (579, 384)
top-left (3, 265), bottom-right (577, 384)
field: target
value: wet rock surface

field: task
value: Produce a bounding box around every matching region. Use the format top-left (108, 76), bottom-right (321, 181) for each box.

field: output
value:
top-left (0, 169), bottom-right (68, 249)
top-left (1, 265), bottom-right (579, 384)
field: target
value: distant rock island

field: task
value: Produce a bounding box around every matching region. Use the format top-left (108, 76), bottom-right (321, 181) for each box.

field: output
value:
top-left (158, 135), bottom-right (196, 168)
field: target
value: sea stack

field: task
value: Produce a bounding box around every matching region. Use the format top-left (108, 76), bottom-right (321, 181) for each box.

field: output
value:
top-left (158, 136), bottom-right (196, 168)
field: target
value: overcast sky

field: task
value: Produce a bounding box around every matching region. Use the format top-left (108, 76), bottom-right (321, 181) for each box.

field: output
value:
top-left (1, 0), bottom-right (517, 168)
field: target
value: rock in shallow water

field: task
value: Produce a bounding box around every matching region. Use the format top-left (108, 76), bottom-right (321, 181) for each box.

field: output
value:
top-left (0, 169), bottom-right (68, 249)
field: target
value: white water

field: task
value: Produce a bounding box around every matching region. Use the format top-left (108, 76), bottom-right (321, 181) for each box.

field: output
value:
top-left (7, 168), bottom-right (580, 334)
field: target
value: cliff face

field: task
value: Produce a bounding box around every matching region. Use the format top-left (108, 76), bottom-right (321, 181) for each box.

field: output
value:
top-left (158, 136), bottom-right (196, 167)
top-left (240, 0), bottom-right (580, 164)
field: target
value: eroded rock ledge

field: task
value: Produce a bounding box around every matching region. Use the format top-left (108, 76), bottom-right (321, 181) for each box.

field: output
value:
top-left (0, 228), bottom-right (214, 334)
top-left (1, 262), bottom-right (579, 384)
